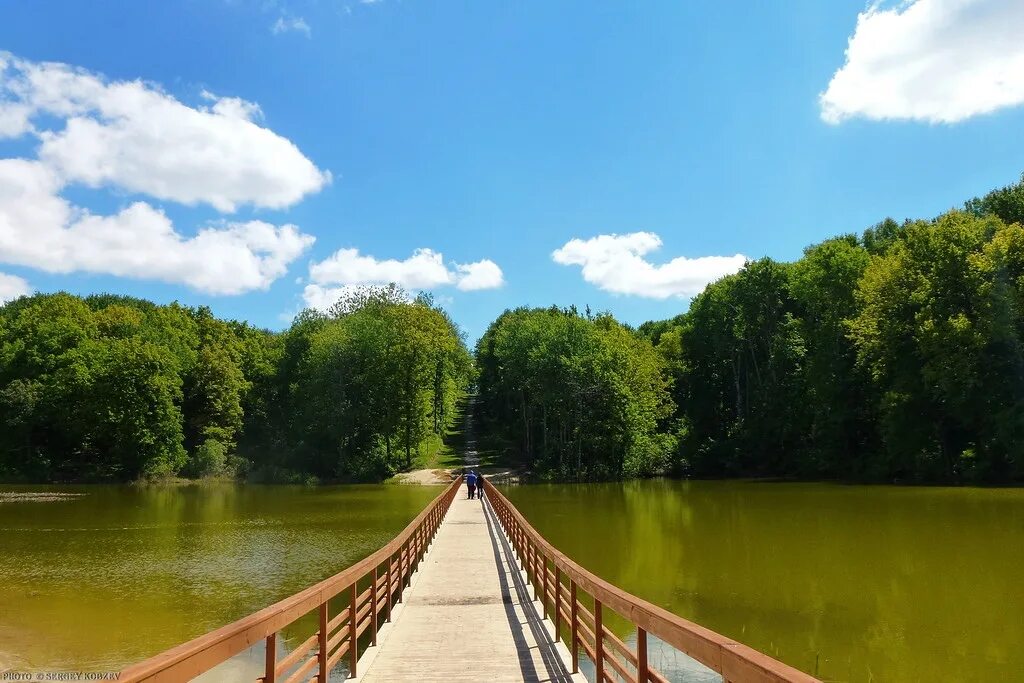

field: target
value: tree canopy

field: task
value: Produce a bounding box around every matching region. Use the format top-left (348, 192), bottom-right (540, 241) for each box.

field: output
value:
top-left (5, 176), bottom-right (1024, 485)
top-left (0, 286), bottom-right (471, 482)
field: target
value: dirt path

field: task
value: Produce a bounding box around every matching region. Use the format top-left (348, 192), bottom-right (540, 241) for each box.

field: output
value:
top-left (391, 468), bottom-right (452, 485)
top-left (392, 396), bottom-right (518, 485)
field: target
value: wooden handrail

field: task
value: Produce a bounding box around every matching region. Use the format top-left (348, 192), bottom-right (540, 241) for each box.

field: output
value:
top-left (118, 476), bottom-right (463, 683)
top-left (481, 478), bottom-right (821, 683)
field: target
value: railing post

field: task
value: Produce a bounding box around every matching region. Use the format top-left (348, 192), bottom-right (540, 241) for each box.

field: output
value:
top-left (386, 552), bottom-right (394, 620)
top-left (371, 565), bottom-right (379, 646)
top-left (595, 599), bottom-right (604, 683)
top-left (318, 602), bottom-right (328, 683)
top-left (398, 541), bottom-right (406, 599)
top-left (637, 627), bottom-right (649, 683)
top-left (570, 580), bottom-right (579, 673)
top-left (530, 542), bottom-right (538, 601)
top-left (554, 566), bottom-right (562, 642)
top-left (348, 583), bottom-right (358, 677)
top-left (263, 632), bottom-right (277, 683)
top-left (541, 556), bottom-right (548, 620)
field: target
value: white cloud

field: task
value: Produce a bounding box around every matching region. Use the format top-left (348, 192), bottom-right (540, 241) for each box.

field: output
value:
top-left (271, 16), bottom-right (312, 37)
top-left (0, 102), bottom-right (31, 138)
top-left (0, 52), bottom-right (329, 212)
top-left (0, 54), bottom-right (321, 295)
top-left (455, 259), bottom-right (504, 291)
top-left (0, 272), bottom-right (31, 302)
top-left (311, 248), bottom-right (455, 289)
top-left (821, 0), bottom-right (1024, 124)
top-left (305, 247), bottom-right (505, 307)
top-left (552, 232), bottom-right (745, 299)
top-left (0, 159), bottom-right (315, 296)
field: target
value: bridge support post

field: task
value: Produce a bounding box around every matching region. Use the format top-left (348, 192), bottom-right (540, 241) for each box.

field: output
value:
top-left (594, 599), bottom-right (604, 683)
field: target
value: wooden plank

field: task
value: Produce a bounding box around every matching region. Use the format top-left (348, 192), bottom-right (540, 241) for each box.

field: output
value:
top-left (355, 495), bottom-right (582, 683)
top-left (275, 634), bottom-right (317, 678)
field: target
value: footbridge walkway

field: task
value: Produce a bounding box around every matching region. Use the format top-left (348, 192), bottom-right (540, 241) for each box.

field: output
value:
top-left (119, 478), bottom-right (819, 683)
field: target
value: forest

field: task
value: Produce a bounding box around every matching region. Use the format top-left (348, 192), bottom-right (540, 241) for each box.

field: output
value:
top-left (0, 285), bottom-right (471, 482)
top-left (2, 176), bottom-right (1023, 484)
top-left (477, 175), bottom-right (1024, 483)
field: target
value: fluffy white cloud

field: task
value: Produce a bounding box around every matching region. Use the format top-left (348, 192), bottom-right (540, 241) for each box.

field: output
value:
top-left (552, 232), bottom-right (745, 299)
top-left (455, 259), bottom-right (504, 291)
top-left (0, 272), bottom-right (31, 302)
top-left (310, 247), bottom-right (505, 291)
top-left (272, 16), bottom-right (312, 37)
top-left (821, 0), bottom-right (1024, 124)
top-left (0, 54), bottom-right (321, 294)
top-left (0, 52), bottom-right (330, 211)
top-left (0, 159), bottom-right (315, 295)
top-left (0, 102), bottom-right (31, 138)
top-left (310, 248), bottom-right (455, 289)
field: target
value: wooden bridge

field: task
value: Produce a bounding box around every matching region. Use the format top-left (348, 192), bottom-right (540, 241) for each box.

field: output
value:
top-left (118, 478), bottom-right (819, 683)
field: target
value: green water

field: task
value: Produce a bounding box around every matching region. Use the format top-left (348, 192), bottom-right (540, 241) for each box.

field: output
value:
top-left (502, 480), bottom-right (1024, 682)
top-left (0, 483), bottom-right (441, 672)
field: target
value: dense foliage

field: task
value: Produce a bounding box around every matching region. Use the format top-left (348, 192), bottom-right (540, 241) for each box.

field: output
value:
top-left (475, 175), bottom-right (1024, 483)
top-left (640, 175), bottom-right (1024, 483)
top-left (475, 307), bottom-right (674, 479)
top-left (0, 286), bottom-right (471, 482)
top-left (6, 176), bottom-right (1024, 484)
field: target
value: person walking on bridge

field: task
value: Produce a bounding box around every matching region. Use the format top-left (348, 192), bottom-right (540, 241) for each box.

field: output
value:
top-left (466, 470), bottom-right (477, 499)
top-left (476, 472), bottom-right (484, 500)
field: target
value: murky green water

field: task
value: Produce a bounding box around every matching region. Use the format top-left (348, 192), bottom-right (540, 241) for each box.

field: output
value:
top-left (0, 483), bottom-right (441, 672)
top-left (503, 480), bottom-right (1024, 682)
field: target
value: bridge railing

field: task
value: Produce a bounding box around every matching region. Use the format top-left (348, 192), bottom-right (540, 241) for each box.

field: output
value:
top-left (119, 476), bottom-right (463, 683)
top-left (482, 479), bottom-right (820, 683)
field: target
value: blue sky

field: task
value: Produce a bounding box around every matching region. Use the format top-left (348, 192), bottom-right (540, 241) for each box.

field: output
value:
top-left (2, 0), bottom-right (1024, 341)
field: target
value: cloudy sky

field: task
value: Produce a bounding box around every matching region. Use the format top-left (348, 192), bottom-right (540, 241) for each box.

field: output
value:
top-left (2, 0), bottom-right (1024, 339)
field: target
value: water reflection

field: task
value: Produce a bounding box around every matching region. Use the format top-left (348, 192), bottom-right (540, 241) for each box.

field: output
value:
top-left (0, 483), bottom-right (441, 671)
top-left (504, 480), bottom-right (1024, 682)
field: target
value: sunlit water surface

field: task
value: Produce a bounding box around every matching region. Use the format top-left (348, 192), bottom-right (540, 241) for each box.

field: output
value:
top-left (0, 483), bottom-right (441, 671)
top-left (503, 480), bottom-right (1024, 682)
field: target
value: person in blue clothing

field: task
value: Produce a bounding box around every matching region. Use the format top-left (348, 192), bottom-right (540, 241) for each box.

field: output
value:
top-left (465, 470), bottom-right (477, 499)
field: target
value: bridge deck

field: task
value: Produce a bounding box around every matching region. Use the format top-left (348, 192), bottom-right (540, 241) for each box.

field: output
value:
top-left (354, 492), bottom-right (583, 683)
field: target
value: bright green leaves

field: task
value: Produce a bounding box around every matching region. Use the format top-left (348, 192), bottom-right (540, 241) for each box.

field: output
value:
top-left (475, 307), bottom-right (672, 480)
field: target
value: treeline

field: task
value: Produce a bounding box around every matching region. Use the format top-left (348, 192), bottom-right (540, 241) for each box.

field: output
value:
top-left (475, 308), bottom-right (674, 479)
top-left (0, 285), bottom-right (471, 482)
top-left (478, 175), bottom-right (1024, 483)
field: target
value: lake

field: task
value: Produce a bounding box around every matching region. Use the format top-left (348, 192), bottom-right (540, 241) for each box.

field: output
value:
top-left (0, 483), bottom-right (441, 672)
top-left (503, 480), bottom-right (1024, 682)
top-left (2, 480), bottom-right (1021, 681)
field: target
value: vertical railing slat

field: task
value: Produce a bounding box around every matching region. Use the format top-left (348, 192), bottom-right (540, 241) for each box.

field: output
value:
top-left (371, 565), bottom-right (379, 646)
top-left (263, 632), bottom-right (276, 683)
top-left (637, 627), bottom-right (649, 683)
top-left (318, 602), bottom-right (328, 683)
top-left (555, 566), bottom-right (562, 643)
top-left (348, 583), bottom-right (358, 677)
top-left (386, 552), bottom-right (393, 621)
top-left (571, 580), bottom-right (579, 674)
top-left (595, 599), bottom-right (604, 683)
